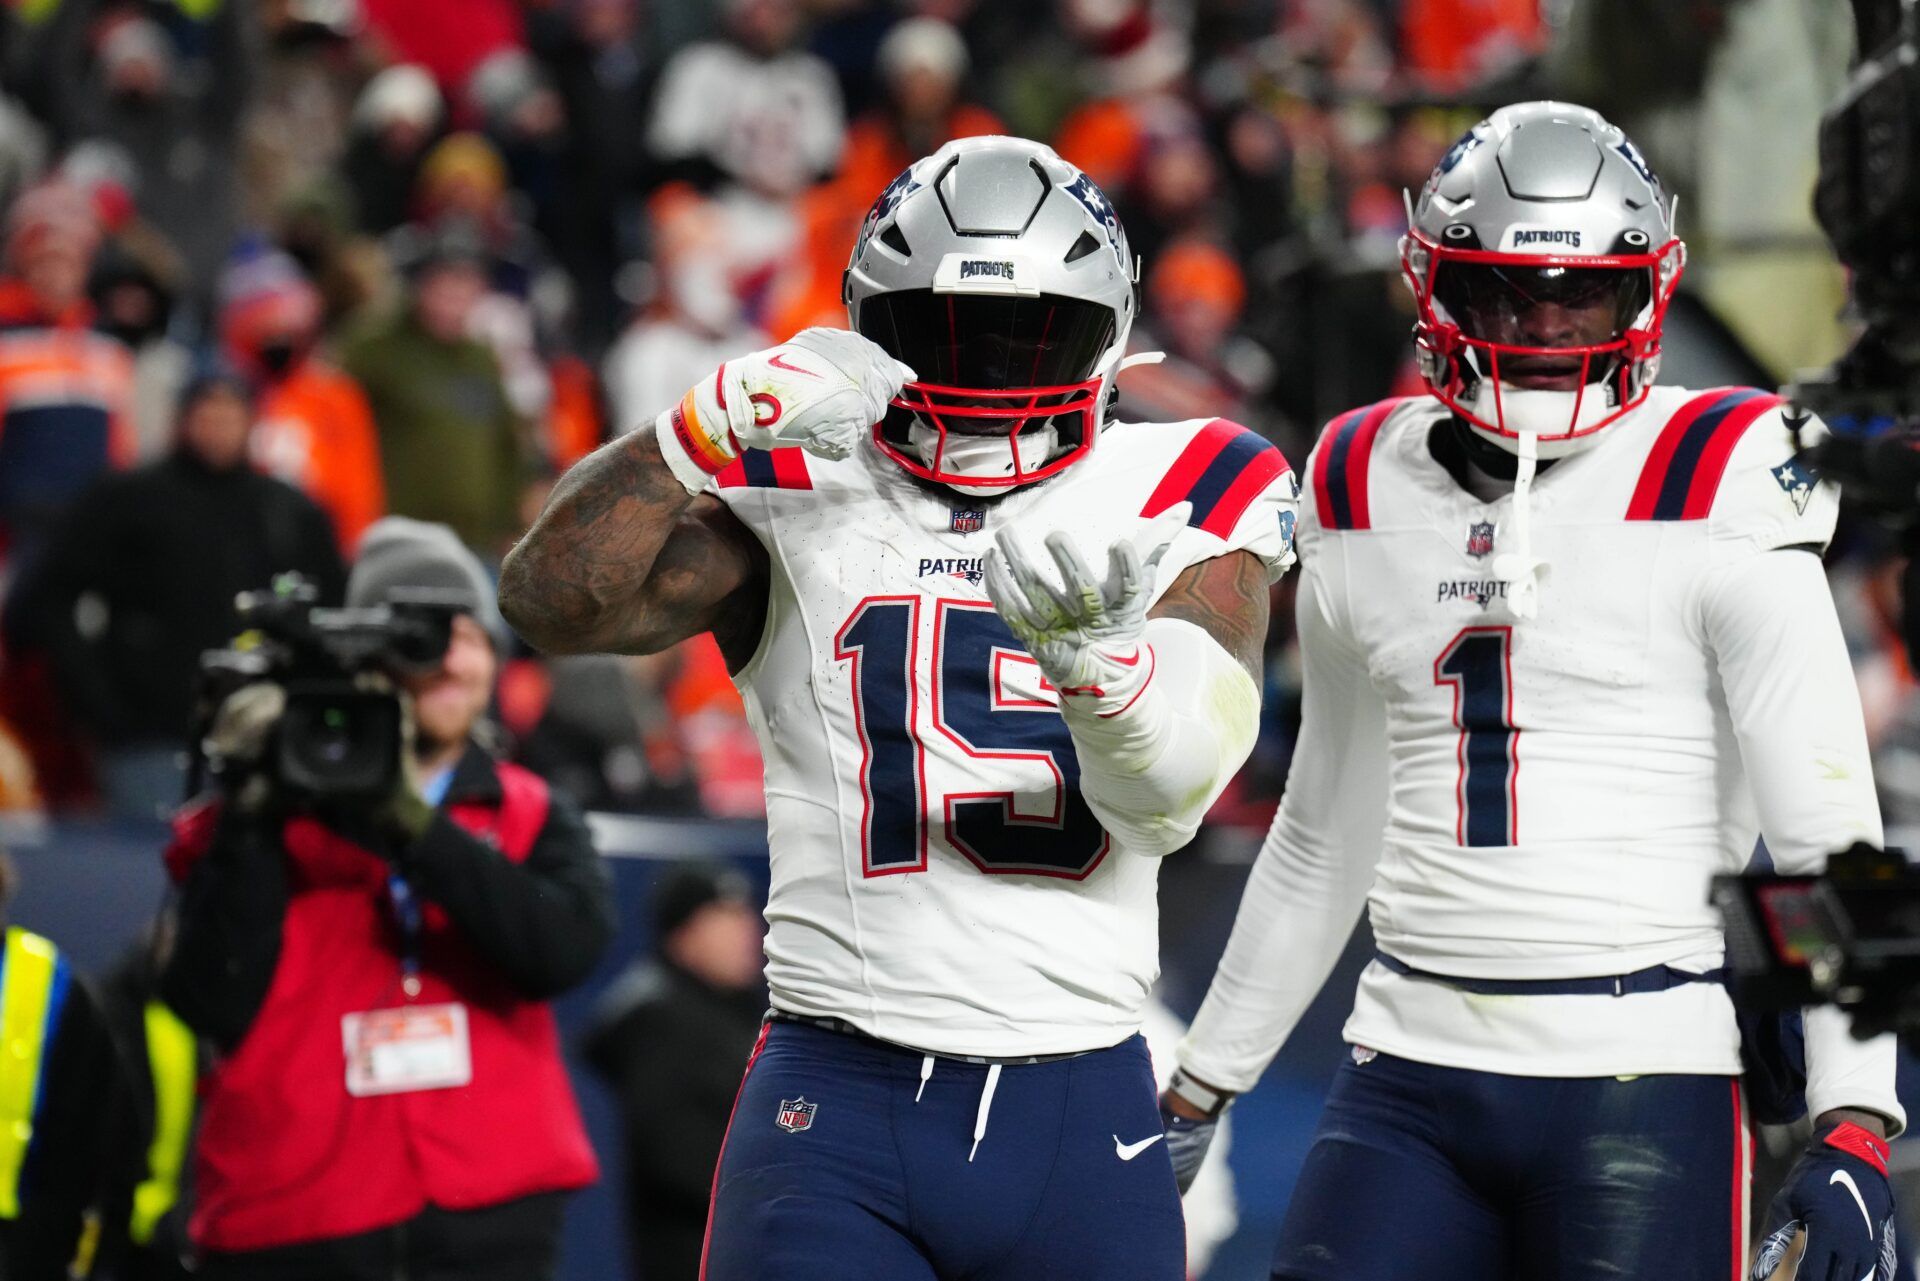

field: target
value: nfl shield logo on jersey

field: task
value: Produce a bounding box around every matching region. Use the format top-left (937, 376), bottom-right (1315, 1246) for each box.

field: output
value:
top-left (776, 1097), bottom-right (817, 1133)
top-left (1466, 521), bottom-right (1496, 559)
top-left (950, 508), bottom-right (985, 534)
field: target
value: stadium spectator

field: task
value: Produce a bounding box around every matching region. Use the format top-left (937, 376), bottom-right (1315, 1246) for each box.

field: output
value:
top-left (583, 862), bottom-right (764, 1281)
top-left (89, 247), bottom-right (188, 464)
top-left (160, 517), bottom-right (612, 1279)
top-left (402, 133), bottom-right (561, 421)
top-left (49, 3), bottom-right (250, 308)
top-left (647, 0), bottom-right (844, 325)
top-left (1123, 236), bottom-right (1278, 436)
top-left (766, 14), bottom-right (1002, 339)
top-left (603, 186), bottom-right (768, 433)
top-left (0, 178), bottom-right (140, 810)
top-left (465, 49), bottom-right (568, 244)
top-left (221, 247), bottom-right (387, 554)
top-left (94, 915), bottom-right (197, 1281)
top-left (0, 180), bottom-right (134, 576)
top-left (9, 371), bottom-right (344, 818)
top-left (526, 0), bottom-right (660, 350)
top-left (0, 850), bottom-right (140, 1279)
top-left (238, 0), bottom-right (369, 230)
top-left (1398, 0), bottom-right (1548, 95)
top-left (342, 226), bottom-right (526, 556)
top-left (1112, 102), bottom-right (1225, 269)
top-left (342, 64), bottom-right (445, 236)
top-left (647, 0), bottom-right (844, 201)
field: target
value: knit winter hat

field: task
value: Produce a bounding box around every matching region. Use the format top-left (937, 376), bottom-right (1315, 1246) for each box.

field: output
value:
top-left (347, 517), bottom-right (507, 645)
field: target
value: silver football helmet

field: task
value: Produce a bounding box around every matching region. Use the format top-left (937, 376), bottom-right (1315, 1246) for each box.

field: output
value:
top-left (1401, 101), bottom-right (1685, 456)
top-left (843, 136), bottom-right (1137, 495)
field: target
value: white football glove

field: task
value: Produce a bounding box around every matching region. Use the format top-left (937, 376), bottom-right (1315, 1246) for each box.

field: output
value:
top-left (983, 503), bottom-right (1192, 707)
top-left (655, 327), bottom-right (915, 493)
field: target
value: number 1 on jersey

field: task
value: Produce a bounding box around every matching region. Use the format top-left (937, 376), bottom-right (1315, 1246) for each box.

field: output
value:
top-left (1434, 627), bottom-right (1518, 847)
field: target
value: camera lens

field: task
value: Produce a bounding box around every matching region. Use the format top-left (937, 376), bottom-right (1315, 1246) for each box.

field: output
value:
top-left (315, 706), bottom-right (355, 764)
top-left (278, 683), bottom-right (403, 797)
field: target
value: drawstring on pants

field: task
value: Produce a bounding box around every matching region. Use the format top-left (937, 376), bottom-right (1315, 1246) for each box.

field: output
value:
top-left (909, 1054), bottom-right (1003, 1162)
top-left (969, 1064), bottom-right (1001, 1163)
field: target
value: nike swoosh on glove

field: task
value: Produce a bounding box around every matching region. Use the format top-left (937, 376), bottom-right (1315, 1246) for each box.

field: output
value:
top-left (982, 502), bottom-right (1191, 713)
top-left (1751, 1121), bottom-right (1897, 1281)
top-left (654, 326), bottom-right (915, 492)
top-left (1161, 1105), bottom-right (1218, 1196)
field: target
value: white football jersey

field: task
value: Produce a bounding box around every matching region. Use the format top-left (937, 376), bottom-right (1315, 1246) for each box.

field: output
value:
top-left (710, 419), bottom-right (1297, 1057)
top-left (1181, 385), bottom-right (1900, 1126)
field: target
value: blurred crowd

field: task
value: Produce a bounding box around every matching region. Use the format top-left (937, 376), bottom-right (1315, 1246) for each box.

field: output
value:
top-left (0, 0), bottom-right (1888, 827)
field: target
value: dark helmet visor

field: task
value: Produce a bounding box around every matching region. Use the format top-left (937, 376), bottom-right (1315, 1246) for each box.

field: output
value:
top-left (856, 290), bottom-right (1117, 391)
top-left (1433, 262), bottom-right (1652, 347)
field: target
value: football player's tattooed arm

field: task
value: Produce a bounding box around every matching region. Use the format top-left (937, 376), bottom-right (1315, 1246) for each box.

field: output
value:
top-left (1147, 550), bottom-right (1270, 684)
top-left (500, 432), bottom-right (768, 661)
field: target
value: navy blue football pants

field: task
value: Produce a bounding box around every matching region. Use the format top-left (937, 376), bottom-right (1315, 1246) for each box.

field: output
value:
top-left (701, 1020), bottom-right (1185, 1280)
top-left (1272, 1051), bottom-right (1747, 1281)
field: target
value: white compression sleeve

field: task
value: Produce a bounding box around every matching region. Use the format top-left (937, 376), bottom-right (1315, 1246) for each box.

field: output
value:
top-left (1701, 547), bottom-right (1904, 1134)
top-left (1175, 569), bottom-right (1390, 1092)
top-left (1058, 616), bottom-right (1260, 859)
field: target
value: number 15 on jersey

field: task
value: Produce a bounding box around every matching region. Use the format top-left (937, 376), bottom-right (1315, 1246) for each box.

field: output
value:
top-left (836, 596), bottom-right (1112, 881)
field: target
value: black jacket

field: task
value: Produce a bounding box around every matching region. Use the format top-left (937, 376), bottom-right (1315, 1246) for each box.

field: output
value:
top-left (0, 948), bottom-right (139, 1281)
top-left (161, 743), bottom-right (617, 1053)
top-left (582, 961), bottom-right (764, 1281)
top-left (6, 452), bottom-right (345, 747)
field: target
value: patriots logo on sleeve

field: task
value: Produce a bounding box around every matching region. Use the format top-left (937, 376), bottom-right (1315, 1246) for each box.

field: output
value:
top-left (1771, 457), bottom-right (1818, 516)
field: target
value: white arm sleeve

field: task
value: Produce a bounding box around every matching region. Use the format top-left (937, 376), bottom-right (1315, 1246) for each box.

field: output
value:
top-left (1700, 547), bottom-right (1905, 1134)
top-left (1060, 616), bottom-right (1260, 860)
top-left (1175, 568), bottom-right (1391, 1093)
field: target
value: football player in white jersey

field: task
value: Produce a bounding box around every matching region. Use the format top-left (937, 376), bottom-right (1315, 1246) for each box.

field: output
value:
top-left (500, 135), bottom-right (1299, 1279)
top-left (1160, 102), bottom-right (1906, 1281)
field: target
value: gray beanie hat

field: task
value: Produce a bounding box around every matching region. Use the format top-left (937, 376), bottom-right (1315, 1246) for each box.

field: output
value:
top-left (347, 516), bottom-right (507, 644)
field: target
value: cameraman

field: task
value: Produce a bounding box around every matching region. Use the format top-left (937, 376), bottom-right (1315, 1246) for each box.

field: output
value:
top-left (159, 517), bottom-right (613, 1280)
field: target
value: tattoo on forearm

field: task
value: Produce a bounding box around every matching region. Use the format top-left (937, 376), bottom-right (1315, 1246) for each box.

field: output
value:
top-left (498, 433), bottom-right (696, 650)
top-left (1150, 551), bottom-right (1271, 684)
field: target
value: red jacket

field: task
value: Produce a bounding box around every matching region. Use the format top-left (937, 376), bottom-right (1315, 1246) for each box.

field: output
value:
top-left (179, 764), bottom-right (599, 1252)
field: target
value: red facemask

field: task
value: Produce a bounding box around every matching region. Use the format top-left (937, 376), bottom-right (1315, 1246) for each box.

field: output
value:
top-left (1401, 231), bottom-right (1685, 444)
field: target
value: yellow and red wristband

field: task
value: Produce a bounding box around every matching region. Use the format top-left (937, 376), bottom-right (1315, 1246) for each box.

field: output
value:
top-left (656, 367), bottom-right (745, 493)
top-left (669, 379), bottom-right (738, 476)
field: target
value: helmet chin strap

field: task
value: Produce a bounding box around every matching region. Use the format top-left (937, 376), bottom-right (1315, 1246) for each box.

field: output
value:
top-left (1459, 380), bottom-right (1617, 460)
top-left (1489, 423), bottom-right (1544, 620)
top-left (909, 420), bottom-right (1059, 497)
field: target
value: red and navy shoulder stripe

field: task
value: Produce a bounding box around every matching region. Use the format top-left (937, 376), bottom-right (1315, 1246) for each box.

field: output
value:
top-left (1140, 419), bottom-right (1291, 537)
top-left (1624, 387), bottom-right (1782, 522)
top-left (1311, 398), bottom-right (1404, 531)
top-left (716, 448), bottom-right (813, 490)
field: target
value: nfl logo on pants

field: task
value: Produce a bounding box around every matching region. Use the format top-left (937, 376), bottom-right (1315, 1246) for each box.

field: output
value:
top-left (776, 1097), bottom-right (817, 1133)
